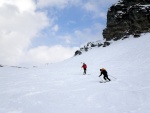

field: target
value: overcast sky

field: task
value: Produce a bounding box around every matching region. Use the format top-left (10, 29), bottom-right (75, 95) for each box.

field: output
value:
top-left (0, 0), bottom-right (119, 66)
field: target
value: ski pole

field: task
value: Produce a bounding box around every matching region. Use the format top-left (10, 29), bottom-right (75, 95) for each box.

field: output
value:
top-left (100, 77), bottom-right (103, 81)
top-left (80, 68), bottom-right (82, 73)
top-left (99, 76), bottom-right (105, 82)
top-left (109, 75), bottom-right (117, 79)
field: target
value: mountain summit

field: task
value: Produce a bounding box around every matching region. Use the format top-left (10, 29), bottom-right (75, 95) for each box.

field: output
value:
top-left (103, 0), bottom-right (150, 41)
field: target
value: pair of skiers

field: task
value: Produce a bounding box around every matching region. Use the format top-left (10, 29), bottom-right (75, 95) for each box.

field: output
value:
top-left (81, 63), bottom-right (111, 81)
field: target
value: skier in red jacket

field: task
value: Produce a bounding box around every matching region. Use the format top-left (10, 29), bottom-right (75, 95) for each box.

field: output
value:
top-left (82, 63), bottom-right (87, 75)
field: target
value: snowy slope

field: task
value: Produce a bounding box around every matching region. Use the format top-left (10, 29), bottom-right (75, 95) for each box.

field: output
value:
top-left (0, 34), bottom-right (150, 113)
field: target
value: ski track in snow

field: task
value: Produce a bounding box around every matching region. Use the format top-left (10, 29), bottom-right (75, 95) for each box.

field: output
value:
top-left (0, 34), bottom-right (150, 113)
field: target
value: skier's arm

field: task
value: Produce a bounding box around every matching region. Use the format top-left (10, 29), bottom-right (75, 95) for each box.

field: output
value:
top-left (99, 72), bottom-right (102, 77)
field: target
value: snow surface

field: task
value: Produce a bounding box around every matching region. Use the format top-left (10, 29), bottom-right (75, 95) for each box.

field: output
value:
top-left (1, 34), bottom-right (150, 113)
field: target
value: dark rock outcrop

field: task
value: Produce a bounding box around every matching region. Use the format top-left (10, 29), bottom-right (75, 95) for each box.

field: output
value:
top-left (74, 40), bottom-right (111, 56)
top-left (103, 0), bottom-right (150, 41)
top-left (74, 50), bottom-right (82, 56)
top-left (103, 42), bottom-right (110, 47)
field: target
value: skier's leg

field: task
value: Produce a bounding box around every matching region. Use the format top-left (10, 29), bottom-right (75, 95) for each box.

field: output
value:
top-left (84, 69), bottom-right (86, 74)
top-left (83, 69), bottom-right (86, 74)
top-left (106, 75), bottom-right (111, 81)
top-left (103, 76), bottom-right (107, 80)
top-left (107, 77), bottom-right (111, 81)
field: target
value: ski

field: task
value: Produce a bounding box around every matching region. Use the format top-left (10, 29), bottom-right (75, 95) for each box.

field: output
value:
top-left (99, 81), bottom-right (106, 83)
top-left (82, 74), bottom-right (91, 75)
top-left (99, 80), bottom-right (110, 83)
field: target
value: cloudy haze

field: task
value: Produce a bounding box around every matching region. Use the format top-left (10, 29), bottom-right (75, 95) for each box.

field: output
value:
top-left (0, 0), bottom-right (119, 66)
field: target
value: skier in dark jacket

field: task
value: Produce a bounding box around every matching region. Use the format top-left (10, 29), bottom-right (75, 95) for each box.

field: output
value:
top-left (99, 68), bottom-right (111, 81)
top-left (82, 63), bottom-right (87, 75)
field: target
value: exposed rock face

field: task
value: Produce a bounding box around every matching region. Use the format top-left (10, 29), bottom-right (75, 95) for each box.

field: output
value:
top-left (75, 50), bottom-right (82, 56)
top-left (103, 0), bottom-right (150, 41)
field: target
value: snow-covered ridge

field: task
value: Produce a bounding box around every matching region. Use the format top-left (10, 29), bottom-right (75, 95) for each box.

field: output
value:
top-left (74, 33), bottom-right (147, 56)
top-left (74, 40), bottom-right (111, 56)
top-left (0, 64), bottom-right (28, 69)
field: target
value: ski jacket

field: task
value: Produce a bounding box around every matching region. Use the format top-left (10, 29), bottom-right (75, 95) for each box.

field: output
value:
top-left (82, 64), bottom-right (87, 69)
top-left (100, 69), bottom-right (107, 76)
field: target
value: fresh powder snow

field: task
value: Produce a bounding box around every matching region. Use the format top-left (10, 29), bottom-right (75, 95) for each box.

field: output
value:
top-left (0, 34), bottom-right (150, 113)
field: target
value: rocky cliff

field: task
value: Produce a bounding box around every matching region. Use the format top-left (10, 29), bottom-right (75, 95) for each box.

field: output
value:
top-left (103, 0), bottom-right (150, 41)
